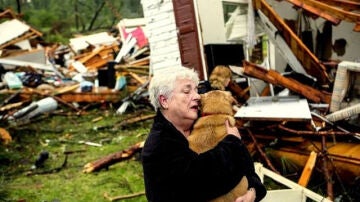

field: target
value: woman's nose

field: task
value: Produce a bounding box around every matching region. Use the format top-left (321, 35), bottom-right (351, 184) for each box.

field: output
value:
top-left (194, 92), bottom-right (201, 100)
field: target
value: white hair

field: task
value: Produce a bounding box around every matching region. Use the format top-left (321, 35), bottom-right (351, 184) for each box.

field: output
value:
top-left (148, 66), bottom-right (200, 111)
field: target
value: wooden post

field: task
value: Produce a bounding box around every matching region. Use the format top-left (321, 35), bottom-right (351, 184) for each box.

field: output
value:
top-left (298, 151), bottom-right (317, 187)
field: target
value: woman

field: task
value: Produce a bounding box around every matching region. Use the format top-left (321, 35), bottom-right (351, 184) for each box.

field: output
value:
top-left (142, 66), bottom-right (266, 202)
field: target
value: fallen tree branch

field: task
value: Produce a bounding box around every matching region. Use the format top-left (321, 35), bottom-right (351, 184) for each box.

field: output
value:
top-left (83, 141), bottom-right (144, 173)
top-left (246, 128), bottom-right (280, 174)
top-left (103, 191), bottom-right (145, 201)
top-left (277, 124), bottom-right (358, 136)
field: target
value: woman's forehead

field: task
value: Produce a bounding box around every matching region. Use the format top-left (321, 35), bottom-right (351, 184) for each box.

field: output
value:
top-left (175, 78), bottom-right (196, 87)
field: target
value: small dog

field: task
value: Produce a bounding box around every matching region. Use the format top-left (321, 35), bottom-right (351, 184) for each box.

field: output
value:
top-left (188, 90), bottom-right (248, 202)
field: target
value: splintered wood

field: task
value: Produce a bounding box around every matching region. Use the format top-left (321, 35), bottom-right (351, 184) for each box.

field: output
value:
top-left (83, 141), bottom-right (144, 173)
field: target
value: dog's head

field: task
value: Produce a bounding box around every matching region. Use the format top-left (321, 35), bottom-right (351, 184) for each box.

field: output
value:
top-left (209, 65), bottom-right (232, 91)
top-left (200, 90), bottom-right (236, 116)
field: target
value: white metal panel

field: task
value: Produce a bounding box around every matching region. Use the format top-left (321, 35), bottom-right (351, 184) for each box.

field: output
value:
top-left (0, 19), bottom-right (30, 46)
top-left (69, 32), bottom-right (117, 53)
top-left (0, 58), bottom-right (54, 71)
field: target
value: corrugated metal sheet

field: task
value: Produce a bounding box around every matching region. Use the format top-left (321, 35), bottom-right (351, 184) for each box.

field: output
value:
top-left (0, 19), bottom-right (30, 46)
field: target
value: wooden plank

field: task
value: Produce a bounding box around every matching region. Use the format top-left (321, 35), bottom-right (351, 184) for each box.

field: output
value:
top-left (57, 90), bottom-right (125, 103)
top-left (285, 0), bottom-right (340, 24)
top-left (243, 60), bottom-right (332, 104)
top-left (298, 151), bottom-right (317, 187)
top-left (296, 0), bottom-right (360, 23)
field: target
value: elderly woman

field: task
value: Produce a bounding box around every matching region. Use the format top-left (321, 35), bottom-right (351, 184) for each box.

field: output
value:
top-left (142, 66), bottom-right (266, 202)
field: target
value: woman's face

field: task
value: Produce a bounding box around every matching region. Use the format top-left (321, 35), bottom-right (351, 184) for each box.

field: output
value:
top-left (164, 78), bottom-right (200, 122)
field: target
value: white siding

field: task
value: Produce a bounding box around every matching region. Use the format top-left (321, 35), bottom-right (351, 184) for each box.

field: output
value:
top-left (141, 0), bottom-right (182, 75)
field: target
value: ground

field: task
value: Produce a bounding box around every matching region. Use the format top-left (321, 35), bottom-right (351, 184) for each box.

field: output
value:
top-left (0, 105), bottom-right (152, 202)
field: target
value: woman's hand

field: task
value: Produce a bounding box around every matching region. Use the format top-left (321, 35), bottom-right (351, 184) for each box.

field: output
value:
top-left (225, 119), bottom-right (241, 139)
top-left (234, 188), bottom-right (256, 202)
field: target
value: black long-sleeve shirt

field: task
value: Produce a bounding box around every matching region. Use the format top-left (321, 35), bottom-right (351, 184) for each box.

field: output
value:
top-left (142, 111), bottom-right (266, 202)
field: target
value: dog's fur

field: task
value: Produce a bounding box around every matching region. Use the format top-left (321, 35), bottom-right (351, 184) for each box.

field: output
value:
top-left (188, 90), bottom-right (248, 202)
top-left (209, 65), bottom-right (232, 91)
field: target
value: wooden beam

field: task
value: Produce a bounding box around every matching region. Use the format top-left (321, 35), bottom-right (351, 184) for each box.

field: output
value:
top-left (285, 0), bottom-right (360, 31)
top-left (298, 151), bottom-right (317, 187)
top-left (301, 0), bottom-right (360, 23)
top-left (254, 0), bottom-right (330, 84)
top-left (285, 0), bottom-right (340, 24)
top-left (243, 60), bottom-right (332, 104)
top-left (316, 0), bottom-right (360, 11)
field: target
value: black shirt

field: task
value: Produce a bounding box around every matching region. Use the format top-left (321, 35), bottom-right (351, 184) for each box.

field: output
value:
top-left (142, 111), bottom-right (266, 202)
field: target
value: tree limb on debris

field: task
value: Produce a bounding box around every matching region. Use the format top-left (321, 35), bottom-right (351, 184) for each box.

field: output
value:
top-left (103, 191), bottom-right (145, 201)
top-left (277, 124), bottom-right (357, 136)
top-left (246, 128), bottom-right (280, 174)
top-left (83, 141), bottom-right (144, 173)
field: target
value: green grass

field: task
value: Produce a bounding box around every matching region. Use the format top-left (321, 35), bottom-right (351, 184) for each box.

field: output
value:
top-left (0, 106), bottom-right (152, 202)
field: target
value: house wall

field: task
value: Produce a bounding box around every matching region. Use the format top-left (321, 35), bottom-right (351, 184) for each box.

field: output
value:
top-left (195, 0), bottom-right (227, 44)
top-left (196, 0), bottom-right (252, 45)
top-left (141, 0), bottom-right (182, 75)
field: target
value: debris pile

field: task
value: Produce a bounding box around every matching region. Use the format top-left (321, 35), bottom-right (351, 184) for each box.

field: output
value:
top-left (223, 0), bottom-right (360, 200)
top-left (0, 9), bottom-right (151, 129)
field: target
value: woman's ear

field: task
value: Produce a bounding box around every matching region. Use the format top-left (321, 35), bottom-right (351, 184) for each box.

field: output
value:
top-left (159, 95), bottom-right (168, 109)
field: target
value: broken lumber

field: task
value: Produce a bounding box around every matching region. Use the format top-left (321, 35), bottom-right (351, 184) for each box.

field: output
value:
top-left (227, 80), bottom-right (250, 102)
top-left (103, 191), bottom-right (145, 201)
top-left (242, 60), bottom-right (331, 104)
top-left (83, 141), bottom-right (144, 173)
top-left (298, 151), bottom-right (317, 187)
top-left (254, 0), bottom-right (331, 84)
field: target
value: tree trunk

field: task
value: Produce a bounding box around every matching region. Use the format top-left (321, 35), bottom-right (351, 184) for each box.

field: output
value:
top-left (87, 1), bottom-right (106, 31)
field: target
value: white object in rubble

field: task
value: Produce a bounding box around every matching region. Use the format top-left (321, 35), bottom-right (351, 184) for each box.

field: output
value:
top-left (11, 97), bottom-right (58, 120)
top-left (3, 72), bottom-right (23, 89)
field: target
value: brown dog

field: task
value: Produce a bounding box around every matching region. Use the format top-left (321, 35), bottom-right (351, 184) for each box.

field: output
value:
top-left (188, 90), bottom-right (248, 202)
